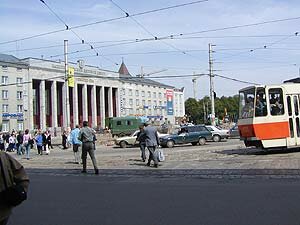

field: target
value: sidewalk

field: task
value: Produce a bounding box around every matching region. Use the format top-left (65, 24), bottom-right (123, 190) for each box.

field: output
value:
top-left (11, 139), bottom-right (300, 173)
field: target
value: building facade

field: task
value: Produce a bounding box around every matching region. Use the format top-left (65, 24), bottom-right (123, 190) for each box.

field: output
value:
top-left (0, 54), bottom-right (185, 132)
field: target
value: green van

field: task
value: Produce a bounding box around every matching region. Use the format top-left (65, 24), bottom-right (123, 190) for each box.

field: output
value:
top-left (106, 116), bottom-right (143, 136)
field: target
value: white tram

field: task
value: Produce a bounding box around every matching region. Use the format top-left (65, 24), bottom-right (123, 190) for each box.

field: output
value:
top-left (238, 83), bottom-right (300, 149)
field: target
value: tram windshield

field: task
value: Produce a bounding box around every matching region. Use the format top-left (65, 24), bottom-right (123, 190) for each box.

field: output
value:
top-left (239, 88), bottom-right (255, 119)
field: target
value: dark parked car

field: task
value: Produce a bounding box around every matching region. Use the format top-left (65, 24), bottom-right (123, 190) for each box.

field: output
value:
top-left (229, 124), bottom-right (240, 138)
top-left (159, 125), bottom-right (212, 148)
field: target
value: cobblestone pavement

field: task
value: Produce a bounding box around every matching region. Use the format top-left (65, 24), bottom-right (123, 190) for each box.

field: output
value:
top-left (9, 139), bottom-right (300, 177)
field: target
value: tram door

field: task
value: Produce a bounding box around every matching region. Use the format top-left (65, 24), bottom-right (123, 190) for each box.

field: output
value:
top-left (286, 95), bottom-right (300, 147)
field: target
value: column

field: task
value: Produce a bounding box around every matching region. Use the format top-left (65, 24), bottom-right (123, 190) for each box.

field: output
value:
top-left (40, 80), bottom-right (46, 130)
top-left (24, 71), bottom-right (34, 130)
top-left (82, 84), bottom-right (88, 121)
top-left (108, 87), bottom-right (113, 117)
top-left (91, 85), bottom-right (97, 126)
top-left (115, 88), bottom-right (120, 117)
top-left (100, 86), bottom-right (105, 127)
top-left (73, 83), bottom-right (79, 126)
top-left (51, 81), bottom-right (58, 128)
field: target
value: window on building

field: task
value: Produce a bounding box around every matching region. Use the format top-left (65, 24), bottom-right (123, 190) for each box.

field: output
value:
top-left (136, 99), bottom-right (140, 106)
top-left (2, 90), bottom-right (8, 99)
top-left (148, 91), bottom-right (151, 98)
top-left (2, 122), bottom-right (9, 132)
top-left (2, 66), bottom-right (8, 72)
top-left (159, 92), bottom-right (162, 99)
top-left (159, 101), bottom-right (162, 106)
top-left (135, 90), bottom-right (139, 96)
top-left (1, 76), bottom-right (8, 85)
top-left (17, 68), bottom-right (22, 72)
top-left (153, 100), bottom-right (157, 106)
top-left (17, 105), bottom-right (23, 113)
top-left (16, 77), bottom-right (23, 86)
top-left (2, 104), bottom-right (8, 113)
top-left (141, 91), bottom-right (145, 97)
top-left (148, 100), bottom-right (151, 106)
top-left (128, 89), bottom-right (133, 96)
top-left (17, 122), bottom-right (23, 131)
top-left (153, 92), bottom-right (157, 98)
top-left (142, 100), bottom-right (145, 106)
top-left (129, 99), bottom-right (133, 105)
top-left (17, 91), bottom-right (23, 100)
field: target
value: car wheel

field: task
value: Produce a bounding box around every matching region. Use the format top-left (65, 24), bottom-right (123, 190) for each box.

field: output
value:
top-left (199, 137), bottom-right (206, 145)
top-left (191, 142), bottom-right (198, 146)
top-left (119, 141), bottom-right (127, 148)
top-left (212, 135), bottom-right (221, 142)
top-left (166, 140), bottom-right (174, 148)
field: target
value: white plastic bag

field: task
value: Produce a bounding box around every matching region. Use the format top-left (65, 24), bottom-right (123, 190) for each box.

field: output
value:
top-left (156, 147), bottom-right (165, 162)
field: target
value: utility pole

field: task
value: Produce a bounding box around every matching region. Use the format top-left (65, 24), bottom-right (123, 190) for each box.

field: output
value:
top-left (209, 43), bottom-right (215, 125)
top-left (192, 72), bottom-right (197, 99)
top-left (140, 66), bottom-right (144, 78)
top-left (64, 40), bottom-right (70, 128)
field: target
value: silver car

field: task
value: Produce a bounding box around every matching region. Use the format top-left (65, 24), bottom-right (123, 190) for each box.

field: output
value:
top-left (205, 125), bottom-right (229, 142)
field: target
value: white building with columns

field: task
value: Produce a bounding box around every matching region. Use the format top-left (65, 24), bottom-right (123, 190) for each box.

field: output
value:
top-left (0, 54), bottom-right (185, 132)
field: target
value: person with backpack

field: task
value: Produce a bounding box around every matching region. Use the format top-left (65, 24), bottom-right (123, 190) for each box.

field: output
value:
top-left (0, 151), bottom-right (29, 225)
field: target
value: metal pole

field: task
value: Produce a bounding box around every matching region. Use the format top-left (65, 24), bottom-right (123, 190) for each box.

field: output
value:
top-left (209, 43), bottom-right (215, 125)
top-left (192, 72), bottom-right (197, 99)
top-left (64, 40), bottom-right (70, 128)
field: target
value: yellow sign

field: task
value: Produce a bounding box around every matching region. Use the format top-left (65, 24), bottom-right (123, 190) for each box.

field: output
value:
top-left (68, 67), bottom-right (75, 87)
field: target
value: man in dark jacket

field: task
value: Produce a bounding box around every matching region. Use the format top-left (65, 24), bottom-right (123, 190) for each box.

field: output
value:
top-left (136, 125), bottom-right (147, 162)
top-left (143, 122), bottom-right (160, 168)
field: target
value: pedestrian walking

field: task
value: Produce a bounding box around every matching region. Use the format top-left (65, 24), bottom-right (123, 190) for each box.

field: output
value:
top-left (16, 131), bottom-right (23, 155)
top-left (0, 133), bottom-right (4, 151)
top-left (42, 131), bottom-right (47, 153)
top-left (62, 130), bottom-right (68, 149)
top-left (144, 122), bottom-right (160, 168)
top-left (46, 130), bottom-right (53, 150)
top-left (7, 134), bottom-right (16, 152)
top-left (78, 121), bottom-right (98, 174)
top-left (23, 129), bottom-right (32, 160)
top-left (35, 130), bottom-right (43, 155)
top-left (0, 151), bottom-right (29, 225)
top-left (136, 124), bottom-right (147, 162)
top-left (69, 125), bottom-right (82, 164)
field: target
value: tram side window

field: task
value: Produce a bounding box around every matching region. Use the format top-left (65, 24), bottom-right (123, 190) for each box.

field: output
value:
top-left (255, 89), bottom-right (267, 117)
top-left (269, 88), bottom-right (284, 116)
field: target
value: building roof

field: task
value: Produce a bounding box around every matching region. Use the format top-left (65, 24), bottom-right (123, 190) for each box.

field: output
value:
top-left (120, 76), bottom-right (174, 89)
top-left (283, 77), bottom-right (300, 83)
top-left (118, 60), bottom-right (131, 77)
top-left (0, 53), bottom-right (27, 66)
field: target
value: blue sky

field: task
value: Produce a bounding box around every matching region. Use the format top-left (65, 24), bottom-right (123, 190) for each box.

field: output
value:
top-left (1, 0), bottom-right (300, 99)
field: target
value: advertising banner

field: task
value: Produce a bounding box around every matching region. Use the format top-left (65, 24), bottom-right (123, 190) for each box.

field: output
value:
top-left (166, 90), bottom-right (174, 115)
top-left (68, 67), bottom-right (75, 87)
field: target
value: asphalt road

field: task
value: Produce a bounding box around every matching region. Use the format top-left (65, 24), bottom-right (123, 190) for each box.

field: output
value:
top-left (9, 172), bottom-right (300, 225)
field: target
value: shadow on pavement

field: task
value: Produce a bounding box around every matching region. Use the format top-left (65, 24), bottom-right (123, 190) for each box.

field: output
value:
top-left (217, 147), bottom-right (300, 156)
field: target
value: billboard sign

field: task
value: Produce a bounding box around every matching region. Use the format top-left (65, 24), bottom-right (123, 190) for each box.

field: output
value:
top-left (166, 90), bottom-right (174, 115)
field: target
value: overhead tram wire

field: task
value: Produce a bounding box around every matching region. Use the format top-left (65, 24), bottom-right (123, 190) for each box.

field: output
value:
top-left (109, 0), bottom-right (206, 63)
top-left (0, 0), bottom-right (209, 46)
top-left (1, 33), bottom-right (297, 54)
top-left (39, 0), bottom-right (119, 66)
top-left (214, 74), bottom-right (260, 85)
top-left (215, 31), bottom-right (299, 61)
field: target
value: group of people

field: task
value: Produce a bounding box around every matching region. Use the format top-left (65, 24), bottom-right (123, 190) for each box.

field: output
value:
top-left (0, 129), bottom-right (53, 160)
top-left (135, 122), bottom-right (161, 168)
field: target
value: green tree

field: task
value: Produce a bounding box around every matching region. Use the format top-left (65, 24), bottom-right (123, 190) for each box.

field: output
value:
top-left (185, 95), bottom-right (239, 124)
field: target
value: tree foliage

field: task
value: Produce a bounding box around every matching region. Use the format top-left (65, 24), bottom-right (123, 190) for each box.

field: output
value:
top-left (185, 95), bottom-right (239, 124)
